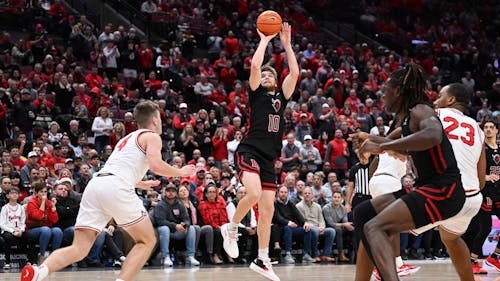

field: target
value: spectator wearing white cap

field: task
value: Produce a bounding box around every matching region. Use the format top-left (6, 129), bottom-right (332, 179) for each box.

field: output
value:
top-left (173, 102), bottom-right (196, 136)
top-left (317, 103), bottom-right (336, 137)
top-left (20, 151), bottom-right (40, 184)
top-left (295, 113), bottom-right (313, 143)
top-left (300, 135), bottom-right (322, 172)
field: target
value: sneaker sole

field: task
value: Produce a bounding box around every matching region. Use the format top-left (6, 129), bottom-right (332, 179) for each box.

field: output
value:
top-left (21, 266), bottom-right (38, 281)
top-left (249, 262), bottom-right (280, 281)
top-left (485, 260), bottom-right (500, 272)
top-left (221, 224), bottom-right (239, 258)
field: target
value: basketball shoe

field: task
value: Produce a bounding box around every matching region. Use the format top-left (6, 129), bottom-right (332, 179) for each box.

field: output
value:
top-left (249, 257), bottom-right (280, 281)
top-left (221, 223), bottom-right (240, 258)
top-left (486, 254), bottom-right (500, 271)
top-left (21, 265), bottom-right (42, 281)
top-left (371, 263), bottom-right (421, 280)
top-left (472, 260), bottom-right (488, 274)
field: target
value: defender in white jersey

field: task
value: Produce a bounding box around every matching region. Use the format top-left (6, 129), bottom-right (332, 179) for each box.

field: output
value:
top-left (429, 83), bottom-right (487, 279)
top-left (21, 101), bottom-right (196, 281)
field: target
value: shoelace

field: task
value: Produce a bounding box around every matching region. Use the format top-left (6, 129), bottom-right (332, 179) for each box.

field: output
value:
top-left (227, 228), bottom-right (241, 242)
top-left (263, 258), bottom-right (279, 268)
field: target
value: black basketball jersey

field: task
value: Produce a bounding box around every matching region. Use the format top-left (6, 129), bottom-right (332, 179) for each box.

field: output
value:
top-left (238, 85), bottom-right (288, 159)
top-left (401, 113), bottom-right (461, 185)
top-left (485, 143), bottom-right (500, 189)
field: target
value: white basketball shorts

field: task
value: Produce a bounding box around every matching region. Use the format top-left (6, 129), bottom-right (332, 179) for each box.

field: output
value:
top-left (75, 175), bottom-right (147, 233)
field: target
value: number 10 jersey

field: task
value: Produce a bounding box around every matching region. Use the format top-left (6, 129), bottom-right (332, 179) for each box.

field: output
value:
top-left (238, 85), bottom-right (289, 159)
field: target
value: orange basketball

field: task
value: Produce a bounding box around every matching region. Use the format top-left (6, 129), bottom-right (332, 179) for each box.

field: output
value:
top-left (257, 10), bottom-right (282, 36)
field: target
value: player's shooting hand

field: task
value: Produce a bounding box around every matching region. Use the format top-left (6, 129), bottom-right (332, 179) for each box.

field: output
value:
top-left (180, 164), bottom-right (196, 176)
top-left (136, 180), bottom-right (161, 190)
top-left (279, 22), bottom-right (291, 47)
top-left (256, 29), bottom-right (277, 42)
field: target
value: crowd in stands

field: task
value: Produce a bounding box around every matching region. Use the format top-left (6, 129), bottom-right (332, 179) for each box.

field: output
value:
top-left (0, 0), bottom-right (499, 269)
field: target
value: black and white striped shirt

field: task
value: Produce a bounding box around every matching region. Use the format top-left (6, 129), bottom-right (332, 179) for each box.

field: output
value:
top-left (349, 162), bottom-right (370, 195)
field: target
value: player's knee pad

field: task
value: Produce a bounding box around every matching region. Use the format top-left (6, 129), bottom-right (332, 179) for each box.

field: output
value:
top-left (353, 200), bottom-right (377, 234)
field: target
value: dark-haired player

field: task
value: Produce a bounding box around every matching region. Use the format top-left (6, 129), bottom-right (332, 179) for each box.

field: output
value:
top-left (469, 120), bottom-right (500, 273)
top-left (353, 64), bottom-right (470, 281)
top-left (221, 23), bottom-right (299, 281)
top-left (434, 83), bottom-right (486, 276)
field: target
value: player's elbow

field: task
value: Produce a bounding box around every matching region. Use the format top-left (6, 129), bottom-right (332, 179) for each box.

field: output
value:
top-left (426, 127), bottom-right (442, 146)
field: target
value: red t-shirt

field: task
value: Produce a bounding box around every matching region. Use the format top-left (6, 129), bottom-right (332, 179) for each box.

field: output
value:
top-left (224, 37), bottom-right (239, 56)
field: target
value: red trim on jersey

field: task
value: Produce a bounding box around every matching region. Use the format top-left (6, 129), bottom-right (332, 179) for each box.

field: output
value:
top-left (75, 226), bottom-right (101, 234)
top-left (245, 106), bottom-right (252, 138)
top-left (425, 204), bottom-right (437, 224)
top-left (119, 211), bottom-right (148, 228)
top-left (263, 187), bottom-right (277, 191)
top-left (445, 183), bottom-right (457, 199)
top-left (135, 130), bottom-right (153, 154)
top-left (429, 148), bottom-right (442, 174)
top-left (436, 144), bottom-right (447, 172)
top-left (262, 182), bottom-right (277, 189)
top-left (481, 204), bottom-right (492, 211)
top-left (426, 199), bottom-right (442, 221)
top-left (236, 153), bottom-right (259, 173)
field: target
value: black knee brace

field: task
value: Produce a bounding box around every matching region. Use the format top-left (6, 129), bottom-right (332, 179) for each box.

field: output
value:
top-left (353, 200), bottom-right (378, 266)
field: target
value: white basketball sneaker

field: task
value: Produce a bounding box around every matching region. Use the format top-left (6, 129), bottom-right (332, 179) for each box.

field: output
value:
top-left (250, 257), bottom-right (280, 281)
top-left (221, 223), bottom-right (240, 258)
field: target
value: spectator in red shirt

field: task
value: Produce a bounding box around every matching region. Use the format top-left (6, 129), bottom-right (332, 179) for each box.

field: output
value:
top-left (213, 51), bottom-right (228, 74)
top-left (211, 127), bottom-right (229, 167)
top-left (228, 82), bottom-right (247, 105)
top-left (173, 103), bottom-right (196, 134)
top-left (48, 0), bottom-right (67, 24)
top-left (223, 30), bottom-right (239, 57)
top-left (207, 84), bottom-right (228, 109)
top-left (199, 58), bottom-right (216, 78)
top-left (197, 182), bottom-right (227, 263)
top-left (137, 40), bottom-right (154, 72)
top-left (123, 112), bottom-right (138, 134)
top-left (324, 129), bottom-right (349, 180)
top-left (303, 16), bottom-right (318, 32)
top-left (345, 89), bottom-right (361, 112)
top-left (9, 146), bottom-right (27, 171)
top-left (25, 181), bottom-right (62, 261)
top-left (33, 91), bottom-right (54, 112)
top-left (85, 66), bottom-right (103, 89)
top-left (220, 61), bottom-right (238, 92)
top-left (46, 144), bottom-right (66, 178)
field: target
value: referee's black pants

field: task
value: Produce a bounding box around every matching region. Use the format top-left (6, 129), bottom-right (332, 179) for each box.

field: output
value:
top-left (351, 193), bottom-right (372, 262)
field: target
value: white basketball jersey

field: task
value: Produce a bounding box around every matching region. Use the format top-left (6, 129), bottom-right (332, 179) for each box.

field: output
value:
top-left (98, 129), bottom-right (152, 185)
top-left (375, 152), bottom-right (407, 179)
top-left (437, 108), bottom-right (485, 195)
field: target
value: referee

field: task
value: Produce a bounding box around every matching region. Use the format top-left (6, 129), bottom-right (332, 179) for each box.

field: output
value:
top-left (344, 152), bottom-right (371, 262)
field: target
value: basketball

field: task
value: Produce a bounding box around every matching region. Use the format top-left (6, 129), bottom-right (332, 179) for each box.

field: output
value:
top-left (256, 10), bottom-right (282, 36)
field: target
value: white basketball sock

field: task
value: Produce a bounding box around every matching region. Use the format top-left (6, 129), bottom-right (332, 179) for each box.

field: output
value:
top-left (395, 256), bottom-right (404, 268)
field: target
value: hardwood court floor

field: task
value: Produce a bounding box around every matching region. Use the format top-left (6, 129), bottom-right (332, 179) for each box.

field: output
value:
top-left (3, 261), bottom-right (500, 280)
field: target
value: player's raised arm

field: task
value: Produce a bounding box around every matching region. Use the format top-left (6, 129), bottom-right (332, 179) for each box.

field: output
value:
top-left (249, 30), bottom-right (277, 91)
top-left (144, 132), bottom-right (196, 177)
top-left (280, 23), bottom-right (299, 100)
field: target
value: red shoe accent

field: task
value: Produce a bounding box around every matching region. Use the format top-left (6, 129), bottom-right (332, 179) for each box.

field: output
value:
top-left (472, 261), bottom-right (488, 274)
top-left (486, 255), bottom-right (500, 272)
top-left (21, 265), bottom-right (36, 281)
top-left (371, 268), bottom-right (381, 281)
top-left (399, 263), bottom-right (421, 275)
